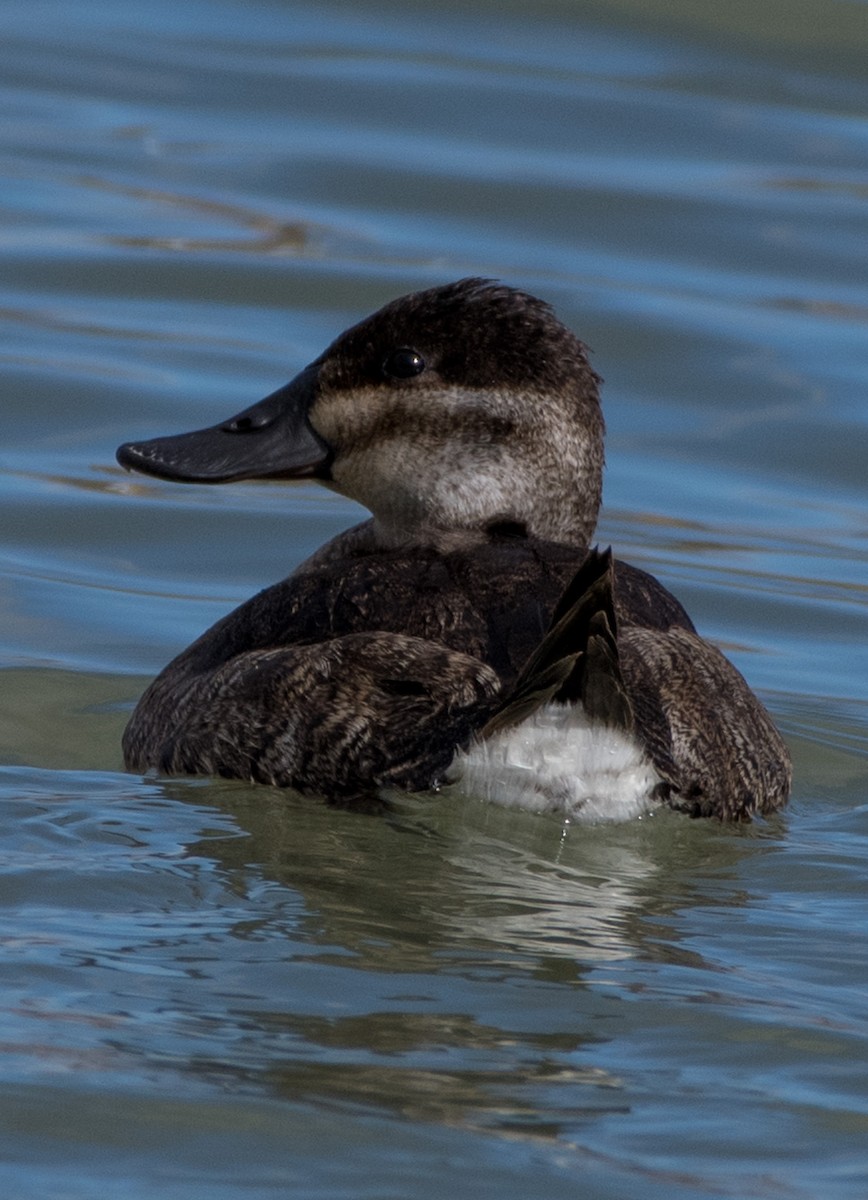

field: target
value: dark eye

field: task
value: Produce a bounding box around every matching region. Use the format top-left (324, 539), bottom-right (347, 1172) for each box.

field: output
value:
top-left (382, 348), bottom-right (427, 379)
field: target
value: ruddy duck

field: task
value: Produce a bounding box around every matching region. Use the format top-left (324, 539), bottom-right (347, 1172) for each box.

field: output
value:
top-left (117, 279), bottom-right (790, 821)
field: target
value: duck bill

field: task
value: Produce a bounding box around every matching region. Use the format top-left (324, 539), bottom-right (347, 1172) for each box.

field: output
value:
top-left (116, 364), bottom-right (331, 483)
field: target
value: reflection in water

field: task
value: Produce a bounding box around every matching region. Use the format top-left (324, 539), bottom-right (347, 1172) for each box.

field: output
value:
top-left (179, 780), bottom-right (717, 965)
top-left (438, 829), bottom-right (675, 963)
top-left (260, 1047), bottom-right (629, 1134)
top-left (132, 777), bottom-right (770, 1132)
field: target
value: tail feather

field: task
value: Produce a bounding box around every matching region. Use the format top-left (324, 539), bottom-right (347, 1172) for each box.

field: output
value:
top-left (481, 548), bottom-right (633, 738)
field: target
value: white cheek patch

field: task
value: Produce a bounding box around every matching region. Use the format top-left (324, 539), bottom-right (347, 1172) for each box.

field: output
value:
top-left (449, 702), bottom-right (662, 824)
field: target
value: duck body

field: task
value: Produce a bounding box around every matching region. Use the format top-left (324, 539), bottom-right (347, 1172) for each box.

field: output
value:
top-left (118, 280), bottom-right (791, 821)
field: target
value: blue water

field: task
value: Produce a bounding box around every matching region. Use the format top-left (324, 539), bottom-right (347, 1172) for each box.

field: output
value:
top-left (2, 1), bottom-right (868, 1196)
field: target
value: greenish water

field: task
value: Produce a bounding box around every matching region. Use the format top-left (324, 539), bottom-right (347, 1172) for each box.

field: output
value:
top-left (2, 1), bottom-right (868, 1196)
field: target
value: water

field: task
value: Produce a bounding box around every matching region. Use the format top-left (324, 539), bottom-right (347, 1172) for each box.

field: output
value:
top-left (2, 0), bottom-right (868, 1195)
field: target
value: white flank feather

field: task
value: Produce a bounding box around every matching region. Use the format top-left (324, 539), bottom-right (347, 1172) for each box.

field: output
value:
top-left (450, 702), bottom-right (661, 823)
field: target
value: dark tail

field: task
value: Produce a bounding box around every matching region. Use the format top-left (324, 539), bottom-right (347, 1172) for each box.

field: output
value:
top-left (481, 547), bottom-right (633, 738)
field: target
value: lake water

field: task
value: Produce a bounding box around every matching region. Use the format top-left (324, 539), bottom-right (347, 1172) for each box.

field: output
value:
top-left (2, 0), bottom-right (868, 1195)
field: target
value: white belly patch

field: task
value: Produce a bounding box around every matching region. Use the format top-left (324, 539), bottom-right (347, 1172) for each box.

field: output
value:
top-left (449, 702), bottom-right (662, 823)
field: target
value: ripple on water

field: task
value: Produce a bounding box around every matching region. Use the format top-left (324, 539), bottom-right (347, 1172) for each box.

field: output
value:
top-left (2, 1), bottom-right (868, 1197)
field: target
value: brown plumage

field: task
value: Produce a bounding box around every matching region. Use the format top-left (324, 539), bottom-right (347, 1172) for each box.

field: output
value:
top-left (117, 279), bottom-right (791, 819)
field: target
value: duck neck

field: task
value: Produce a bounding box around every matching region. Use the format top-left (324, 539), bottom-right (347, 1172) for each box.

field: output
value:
top-left (368, 488), bottom-right (601, 552)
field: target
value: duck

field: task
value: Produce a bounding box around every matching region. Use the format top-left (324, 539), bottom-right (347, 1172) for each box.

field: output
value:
top-left (116, 278), bottom-right (791, 821)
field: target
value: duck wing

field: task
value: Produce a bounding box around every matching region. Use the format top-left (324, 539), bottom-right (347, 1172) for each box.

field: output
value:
top-left (130, 632), bottom-right (502, 805)
top-left (610, 558), bottom-right (790, 818)
top-left (619, 625), bottom-right (791, 819)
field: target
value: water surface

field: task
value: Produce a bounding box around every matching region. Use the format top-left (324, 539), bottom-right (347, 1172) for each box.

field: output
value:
top-left (2, 1), bottom-right (868, 1196)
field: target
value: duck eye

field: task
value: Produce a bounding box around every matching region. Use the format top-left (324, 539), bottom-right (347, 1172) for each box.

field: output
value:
top-left (382, 348), bottom-right (426, 379)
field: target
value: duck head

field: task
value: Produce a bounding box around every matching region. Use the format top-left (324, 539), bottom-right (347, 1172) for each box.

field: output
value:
top-left (117, 278), bottom-right (604, 549)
